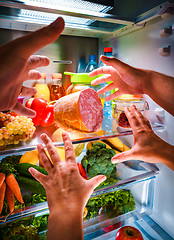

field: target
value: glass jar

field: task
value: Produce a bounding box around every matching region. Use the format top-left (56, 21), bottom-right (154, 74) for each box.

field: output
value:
top-left (50, 73), bottom-right (65, 101)
top-left (34, 73), bottom-right (50, 101)
top-left (113, 98), bottom-right (148, 128)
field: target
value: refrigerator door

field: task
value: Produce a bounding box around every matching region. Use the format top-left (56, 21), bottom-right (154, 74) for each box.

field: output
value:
top-left (106, 14), bottom-right (174, 238)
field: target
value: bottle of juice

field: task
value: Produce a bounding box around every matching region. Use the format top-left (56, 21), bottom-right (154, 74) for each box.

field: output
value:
top-left (34, 73), bottom-right (50, 101)
top-left (50, 73), bottom-right (65, 101)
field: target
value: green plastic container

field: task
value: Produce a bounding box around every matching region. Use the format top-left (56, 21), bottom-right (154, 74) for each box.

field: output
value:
top-left (64, 72), bottom-right (101, 94)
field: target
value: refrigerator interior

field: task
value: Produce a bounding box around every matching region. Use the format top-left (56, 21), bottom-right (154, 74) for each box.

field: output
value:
top-left (0, 1), bottom-right (174, 239)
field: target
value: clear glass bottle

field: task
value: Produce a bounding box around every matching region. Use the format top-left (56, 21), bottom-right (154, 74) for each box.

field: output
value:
top-left (85, 55), bottom-right (98, 73)
top-left (34, 73), bottom-right (50, 101)
top-left (50, 73), bottom-right (65, 101)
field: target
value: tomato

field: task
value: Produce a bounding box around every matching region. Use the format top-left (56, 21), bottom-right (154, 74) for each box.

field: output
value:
top-left (30, 97), bottom-right (48, 126)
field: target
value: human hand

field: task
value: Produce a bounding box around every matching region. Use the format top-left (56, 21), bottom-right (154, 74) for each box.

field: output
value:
top-left (29, 132), bottom-right (106, 214)
top-left (111, 105), bottom-right (174, 170)
top-left (89, 55), bottom-right (150, 101)
top-left (0, 17), bottom-right (64, 117)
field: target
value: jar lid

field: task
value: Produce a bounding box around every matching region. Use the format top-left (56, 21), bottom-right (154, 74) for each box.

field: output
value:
top-left (118, 94), bottom-right (143, 101)
top-left (52, 73), bottom-right (62, 79)
top-left (115, 99), bottom-right (147, 111)
top-left (64, 72), bottom-right (100, 84)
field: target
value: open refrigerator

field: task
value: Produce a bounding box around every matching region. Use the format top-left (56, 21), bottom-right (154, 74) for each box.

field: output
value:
top-left (0, 0), bottom-right (174, 239)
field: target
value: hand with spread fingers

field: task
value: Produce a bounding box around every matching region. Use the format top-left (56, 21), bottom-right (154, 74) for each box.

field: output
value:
top-left (0, 17), bottom-right (65, 117)
top-left (111, 105), bottom-right (174, 171)
top-left (90, 55), bottom-right (174, 116)
top-left (29, 132), bottom-right (106, 240)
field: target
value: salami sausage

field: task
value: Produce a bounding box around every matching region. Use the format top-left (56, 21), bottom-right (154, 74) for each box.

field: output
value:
top-left (54, 88), bottom-right (103, 132)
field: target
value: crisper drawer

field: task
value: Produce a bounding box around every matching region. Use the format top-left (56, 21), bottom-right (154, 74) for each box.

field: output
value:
top-left (83, 176), bottom-right (155, 239)
top-left (0, 159), bottom-right (158, 240)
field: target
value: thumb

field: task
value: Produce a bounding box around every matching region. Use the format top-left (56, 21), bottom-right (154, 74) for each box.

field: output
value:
top-left (111, 150), bottom-right (135, 163)
top-left (88, 175), bottom-right (106, 190)
top-left (100, 55), bottom-right (132, 76)
top-left (12, 101), bottom-right (36, 117)
top-left (12, 17), bottom-right (65, 59)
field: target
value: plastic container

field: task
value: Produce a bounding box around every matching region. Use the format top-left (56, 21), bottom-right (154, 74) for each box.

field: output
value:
top-left (65, 72), bottom-right (100, 94)
top-left (113, 97), bottom-right (148, 129)
top-left (85, 55), bottom-right (99, 73)
top-left (99, 47), bottom-right (114, 131)
top-left (50, 73), bottom-right (65, 101)
top-left (100, 47), bottom-right (113, 116)
top-left (34, 73), bottom-right (50, 101)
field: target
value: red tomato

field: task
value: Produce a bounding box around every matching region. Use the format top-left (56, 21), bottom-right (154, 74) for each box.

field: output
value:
top-left (30, 97), bottom-right (48, 126)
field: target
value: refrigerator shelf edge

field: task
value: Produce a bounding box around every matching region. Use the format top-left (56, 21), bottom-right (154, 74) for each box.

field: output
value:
top-left (0, 123), bottom-right (164, 157)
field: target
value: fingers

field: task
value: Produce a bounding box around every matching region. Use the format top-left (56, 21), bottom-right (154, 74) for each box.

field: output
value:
top-left (90, 66), bottom-right (113, 79)
top-left (27, 70), bottom-right (42, 80)
top-left (124, 107), bottom-right (140, 134)
top-left (12, 101), bottom-right (36, 117)
top-left (131, 105), bottom-right (152, 129)
top-left (14, 17), bottom-right (65, 59)
top-left (62, 132), bottom-right (76, 163)
top-left (20, 86), bottom-right (37, 97)
top-left (40, 134), bottom-right (62, 164)
top-left (111, 151), bottom-right (135, 163)
top-left (26, 55), bottom-right (50, 71)
top-left (29, 167), bottom-right (47, 186)
top-left (91, 72), bottom-right (111, 85)
top-left (100, 55), bottom-right (131, 75)
top-left (37, 143), bottom-right (53, 173)
top-left (105, 89), bottom-right (122, 101)
top-left (124, 105), bottom-right (151, 134)
top-left (97, 82), bottom-right (114, 95)
top-left (88, 175), bottom-right (106, 190)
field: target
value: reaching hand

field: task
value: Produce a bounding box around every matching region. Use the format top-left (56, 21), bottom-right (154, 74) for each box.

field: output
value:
top-left (111, 105), bottom-right (174, 170)
top-left (90, 55), bottom-right (174, 116)
top-left (0, 17), bottom-right (65, 117)
top-left (29, 132), bottom-right (106, 240)
top-left (89, 55), bottom-right (149, 101)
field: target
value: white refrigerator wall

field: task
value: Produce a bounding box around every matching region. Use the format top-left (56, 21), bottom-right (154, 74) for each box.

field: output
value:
top-left (104, 15), bottom-right (174, 237)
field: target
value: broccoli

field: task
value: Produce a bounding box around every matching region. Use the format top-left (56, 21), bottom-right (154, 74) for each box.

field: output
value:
top-left (0, 155), bottom-right (21, 175)
top-left (81, 142), bottom-right (117, 177)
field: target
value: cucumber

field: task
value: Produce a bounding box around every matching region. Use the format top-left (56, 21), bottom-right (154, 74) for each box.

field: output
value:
top-left (16, 175), bottom-right (46, 196)
top-left (16, 163), bottom-right (48, 179)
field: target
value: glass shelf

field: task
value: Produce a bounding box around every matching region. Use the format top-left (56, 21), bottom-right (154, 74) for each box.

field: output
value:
top-left (0, 117), bottom-right (164, 156)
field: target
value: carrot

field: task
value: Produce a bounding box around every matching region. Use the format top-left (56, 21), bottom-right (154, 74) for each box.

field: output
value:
top-left (6, 174), bottom-right (24, 204)
top-left (0, 173), bottom-right (5, 189)
top-left (5, 185), bottom-right (15, 214)
top-left (0, 182), bottom-right (6, 215)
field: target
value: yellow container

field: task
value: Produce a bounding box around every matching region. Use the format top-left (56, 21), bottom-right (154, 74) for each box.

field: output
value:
top-left (34, 73), bottom-right (50, 101)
